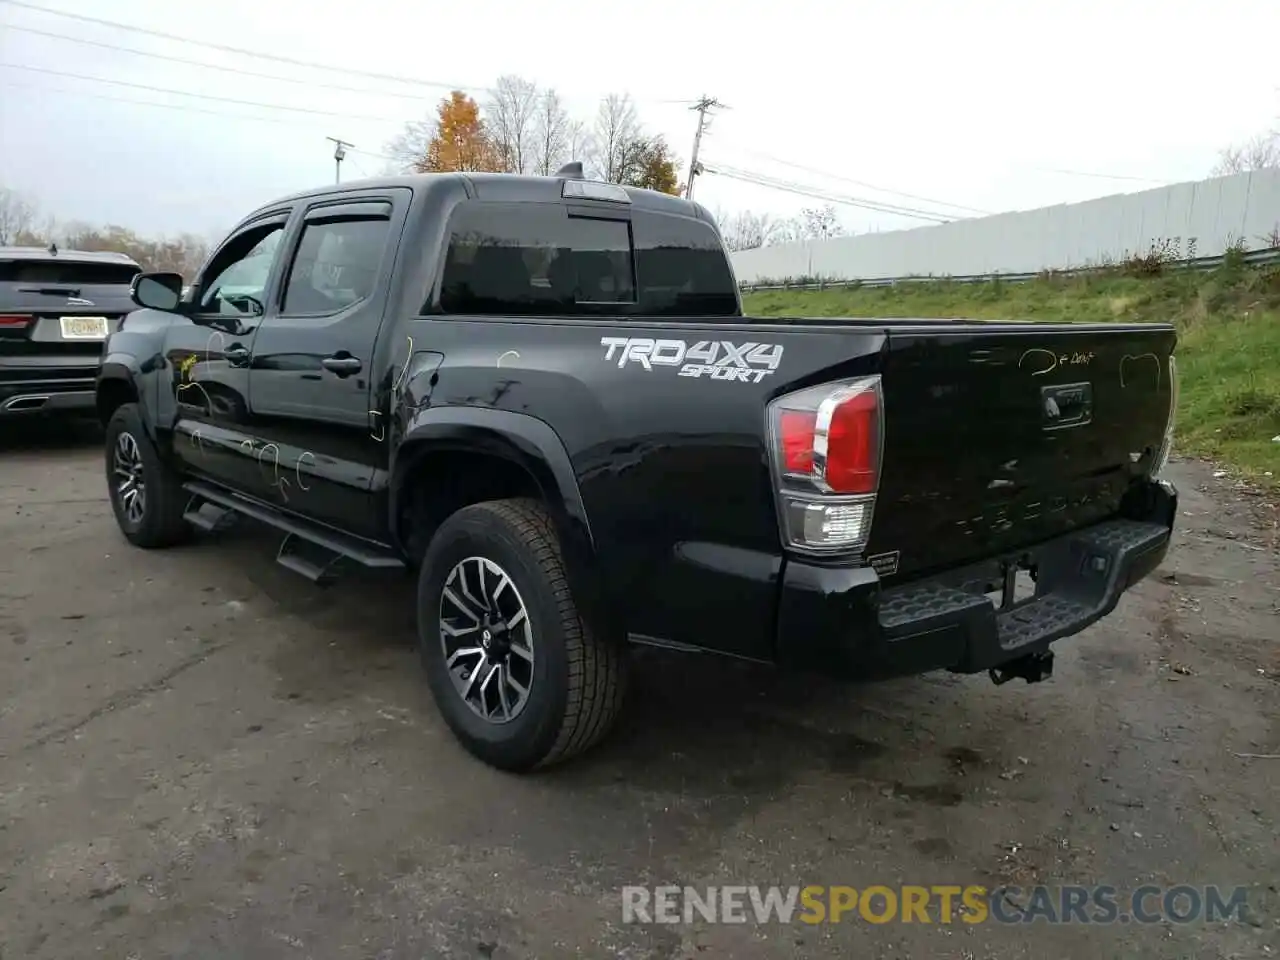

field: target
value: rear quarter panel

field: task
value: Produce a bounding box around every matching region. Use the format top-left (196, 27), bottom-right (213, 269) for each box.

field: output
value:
top-left (400, 316), bottom-right (887, 660)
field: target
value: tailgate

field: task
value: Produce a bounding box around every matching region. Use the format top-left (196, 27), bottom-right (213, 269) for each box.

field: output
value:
top-left (868, 322), bottom-right (1176, 580)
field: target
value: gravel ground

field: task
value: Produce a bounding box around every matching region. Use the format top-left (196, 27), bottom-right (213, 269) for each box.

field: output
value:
top-left (1, 421), bottom-right (1277, 959)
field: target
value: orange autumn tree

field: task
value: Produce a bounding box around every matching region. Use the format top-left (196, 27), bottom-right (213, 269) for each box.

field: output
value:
top-left (418, 91), bottom-right (505, 173)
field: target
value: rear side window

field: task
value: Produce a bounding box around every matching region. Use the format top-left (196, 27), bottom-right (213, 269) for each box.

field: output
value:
top-left (438, 201), bottom-right (738, 317)
top-left (0, 260), bottom-right (140, 285)
top-left (633, 211), bottom-right (739, 316)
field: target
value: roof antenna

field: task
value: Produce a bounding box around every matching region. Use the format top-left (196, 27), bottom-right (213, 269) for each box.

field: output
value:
top-left (48, 241), bottom-right (58, 256)
top-left (554, 161), bottom-right (584, 179)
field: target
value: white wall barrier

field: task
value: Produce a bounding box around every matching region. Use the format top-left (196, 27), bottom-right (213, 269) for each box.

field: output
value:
top-left (729, 168), bottom-right (1280, 284)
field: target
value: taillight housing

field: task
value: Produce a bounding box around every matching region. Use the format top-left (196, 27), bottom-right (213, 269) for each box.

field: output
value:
top-left (767, 375), bottom-right (884, 555)
top-left (0, 314), bottom-right (32, 328)
top-left (1152, 355), bottom-right (1178, 478)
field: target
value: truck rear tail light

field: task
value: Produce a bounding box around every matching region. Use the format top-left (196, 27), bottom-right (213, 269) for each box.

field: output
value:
top-left (1152, 354), bottom-right (1178, 478)
top-left (767, 376), bottom-right (884, 555)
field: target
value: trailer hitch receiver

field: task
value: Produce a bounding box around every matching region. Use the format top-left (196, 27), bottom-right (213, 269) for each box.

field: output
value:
top-left (989, 650), bottom-right (1055, 685)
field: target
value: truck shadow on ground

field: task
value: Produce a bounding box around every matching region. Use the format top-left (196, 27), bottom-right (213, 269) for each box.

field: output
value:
top-left (219, 523), bottom-right (1006, 828)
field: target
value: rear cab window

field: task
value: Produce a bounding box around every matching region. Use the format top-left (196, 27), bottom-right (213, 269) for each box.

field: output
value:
top-left (437, 200), bottom-right (740, 318)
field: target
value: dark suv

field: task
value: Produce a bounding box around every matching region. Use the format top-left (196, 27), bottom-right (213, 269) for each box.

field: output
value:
top-left (1, 245), bottom-right (141, 418)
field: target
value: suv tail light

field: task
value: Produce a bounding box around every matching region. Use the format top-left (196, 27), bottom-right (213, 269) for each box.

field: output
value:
top-left (767, 376), bottom-right (883, 554)
top-left (0, 314), bottom-right (32, 327)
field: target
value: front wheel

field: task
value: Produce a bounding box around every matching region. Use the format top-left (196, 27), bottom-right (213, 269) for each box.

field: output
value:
top-left (416, 498), bottom-right (627, 771)
top-left (104, 403), bottom-right (191, 548)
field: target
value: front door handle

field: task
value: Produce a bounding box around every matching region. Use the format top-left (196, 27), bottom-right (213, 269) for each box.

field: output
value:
top-left (224, 344), bottom-right (251, 367)
top-left (322, 353), bottom-right (362, 377)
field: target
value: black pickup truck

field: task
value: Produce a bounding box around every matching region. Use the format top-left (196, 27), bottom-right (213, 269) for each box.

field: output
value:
top-left (97, 165), bottom-right (1179, 771)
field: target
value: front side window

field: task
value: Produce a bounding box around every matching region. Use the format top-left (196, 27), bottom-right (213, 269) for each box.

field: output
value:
top-left (282, 217), bottom-right (389, 316)
top-left (199, 224), bottom-right (285, 317)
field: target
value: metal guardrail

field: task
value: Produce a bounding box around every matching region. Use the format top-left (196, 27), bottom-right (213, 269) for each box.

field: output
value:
top-left (737, 247), bottom-right (1280, 293)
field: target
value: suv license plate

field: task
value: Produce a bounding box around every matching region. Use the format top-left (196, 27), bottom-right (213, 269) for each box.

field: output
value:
top-left (59, 316), bottom-right (109, 340)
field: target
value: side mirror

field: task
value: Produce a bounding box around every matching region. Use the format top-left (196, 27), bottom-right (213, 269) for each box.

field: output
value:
top-left (130, 272), bottom-right (185, 312)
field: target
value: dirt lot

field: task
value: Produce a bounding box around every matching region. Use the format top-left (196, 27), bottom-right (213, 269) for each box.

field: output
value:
top-left (1, 422), bottom-right (1276, 959)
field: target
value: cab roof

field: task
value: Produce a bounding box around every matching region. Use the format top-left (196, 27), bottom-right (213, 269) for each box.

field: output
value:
top-left (260, 170), bottom-right (710, 221)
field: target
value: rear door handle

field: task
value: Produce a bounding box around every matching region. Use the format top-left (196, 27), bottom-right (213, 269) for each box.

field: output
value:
top-left (224, 344), bottom-right (250, 367)
top-left (322, 353), bottom-right (362, 377)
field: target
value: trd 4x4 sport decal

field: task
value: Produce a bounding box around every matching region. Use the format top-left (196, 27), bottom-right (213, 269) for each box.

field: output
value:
top-left (600, 337), bottom-right (784, 383)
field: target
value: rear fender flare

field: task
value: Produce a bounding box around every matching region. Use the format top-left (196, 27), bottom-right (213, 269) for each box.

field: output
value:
top-left (391, 406), bottom-right (594, 561)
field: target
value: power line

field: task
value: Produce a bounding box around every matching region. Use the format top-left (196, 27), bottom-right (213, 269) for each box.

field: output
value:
top-left (0, 0), bottom-right (480, 91)
top-left (707, 140), bottom-right (992, 216)
top-left (0, 0), bottom-right (692, 106)
top-left (1035, 166), bottom-right (1170, 185)
top-left (703, 162), bottom-right (955, 221)
top-left (3, 23), bottom-right (442, 101)
top-left (0, 62), bottom-right (407, 122)
top-left (700, 163), bottom-right (954, 222)
top-left (0, 78), bottom-right (350, 128)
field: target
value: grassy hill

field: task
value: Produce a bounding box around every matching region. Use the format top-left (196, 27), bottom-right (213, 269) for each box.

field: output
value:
top-left (742, 258), bottom-right (1280, 488)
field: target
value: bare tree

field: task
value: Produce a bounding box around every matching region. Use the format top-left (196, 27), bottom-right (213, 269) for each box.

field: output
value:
top-left (383, 119), bottom-right (436, 173)
top-left (531, 88), bottom-right (572, 175)
top-left (1212, 130), bottom-right (1280, 175)
top-left (485, 75), bottom-right (540, 174)
top-left (714, 210), bottom-right (791, 251)
top-left (588, 93), bottom-right (641, 182)
top-left (798, 205), bottom-right (846, 240)
top-left (0, 187), bottom-right (37, 246)
top-left (567, 119), bottom-right (590, 168)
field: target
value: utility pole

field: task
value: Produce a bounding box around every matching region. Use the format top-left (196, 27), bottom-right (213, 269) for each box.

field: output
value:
top-left (684, 96), bottom-right (724, 200)
top-left (326, 137), bottom-right (354, 184)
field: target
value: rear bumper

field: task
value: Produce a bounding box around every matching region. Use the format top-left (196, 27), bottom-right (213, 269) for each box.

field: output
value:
top-left (776, 479), bottom-right (1177, 680)
top-left (1, 357), bottom-right (99, 416)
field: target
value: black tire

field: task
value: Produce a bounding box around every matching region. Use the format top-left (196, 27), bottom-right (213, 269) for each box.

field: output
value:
top-left (416, 498), bottom-right (627, 772)
top-left (104, 403), bottom-right (191, 549)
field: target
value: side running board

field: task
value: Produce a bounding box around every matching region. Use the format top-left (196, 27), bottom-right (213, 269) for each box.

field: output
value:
top-left (182, 480), bottom-right (404, 585)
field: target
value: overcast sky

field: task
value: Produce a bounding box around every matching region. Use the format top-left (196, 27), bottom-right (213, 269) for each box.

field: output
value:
top-left (1, 0), bottom-right (1277, 241)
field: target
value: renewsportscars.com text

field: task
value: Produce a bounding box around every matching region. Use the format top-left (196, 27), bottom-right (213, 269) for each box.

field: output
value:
top-left (621, 884), bottom-right (1251, 926)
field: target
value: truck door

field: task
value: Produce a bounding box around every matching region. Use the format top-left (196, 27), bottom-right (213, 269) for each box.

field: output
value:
top-left (244, 192), bottom-right (408, 541)
top-left (165, 211), bottom-right (290, 492)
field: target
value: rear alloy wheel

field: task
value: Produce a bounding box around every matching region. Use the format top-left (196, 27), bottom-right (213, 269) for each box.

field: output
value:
top-left (417, 498), bottom-right (627, 772)
top-left (104, 403), bottom-right (190, 548)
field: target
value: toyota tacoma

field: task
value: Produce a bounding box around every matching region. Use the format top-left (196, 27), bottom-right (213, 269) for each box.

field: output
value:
top-left (96, 164), bottom-right (1179, 771)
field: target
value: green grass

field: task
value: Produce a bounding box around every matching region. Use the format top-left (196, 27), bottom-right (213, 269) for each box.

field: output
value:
top-left (743, 262), bottom-right (1280, 487)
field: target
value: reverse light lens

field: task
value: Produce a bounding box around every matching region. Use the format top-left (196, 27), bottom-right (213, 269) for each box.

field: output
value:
top-left (783, 497), bottom-right (873, 550)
